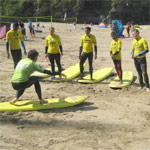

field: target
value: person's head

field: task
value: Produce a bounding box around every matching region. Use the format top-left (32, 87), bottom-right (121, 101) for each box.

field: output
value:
top-left (132, 29), bottom-right (140, 39)
top-left (49, 27), bottom-right (55, 35)
top-left (85, 27), bottom-right (91, 34)
top-left (111, 31), bottom-right (117, 40)
top-left (28, 50), bottom-right (39, 62)
top-left (13, 22), bottom-right (19, 31)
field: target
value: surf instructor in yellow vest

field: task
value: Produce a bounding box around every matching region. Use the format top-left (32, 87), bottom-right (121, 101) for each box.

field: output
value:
top-left (110, 31), bottom-right (123, 84)
top-left (79, 27), bottom-right (97, 80)
top-left (6, 22), bottom-right (26, 68)
top-left (131, 29), bottom-right (150, 92)
top-left (45, 27), bottom-right (63, 79)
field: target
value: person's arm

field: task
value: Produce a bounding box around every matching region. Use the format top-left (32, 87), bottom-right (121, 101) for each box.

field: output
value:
top-left (79, 46), bottom-right (83, 59)
top-left (6, 42), bottom-right (10, 58)
top-left (138, 50), bottom-right (148, 56)
top-left (45, 46), bottom-right (48, 58)
top-left (59, 45), bottom-right (63, 56)
top-left (94, 46), bottom-right (97, 59)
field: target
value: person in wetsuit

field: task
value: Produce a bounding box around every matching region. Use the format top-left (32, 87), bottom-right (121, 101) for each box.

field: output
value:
top-left (10, 49), bottom-right (66, 104)
top-left (79, 27), bottom-right (97, 80)
top-left (45, 27), bottom-right (63, 79)
top-left (131, 29), bottom-right (150, 92)
top-left (6, 22), bottom-right (26, 68)
top-left (110, 31), bottom-right (123, 84)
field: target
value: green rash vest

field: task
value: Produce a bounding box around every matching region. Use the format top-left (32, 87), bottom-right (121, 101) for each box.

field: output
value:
top-left (11, 58), bottom-right (44, 83)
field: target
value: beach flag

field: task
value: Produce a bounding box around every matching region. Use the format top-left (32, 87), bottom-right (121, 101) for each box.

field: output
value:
top-left (64, 12), bottom-right (67, 21)
top-left (0, 25), bottom-right (6, 39)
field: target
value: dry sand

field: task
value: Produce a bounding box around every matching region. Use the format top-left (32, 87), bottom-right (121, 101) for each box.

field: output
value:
top-left (0, 22), bottom-right (150, 150)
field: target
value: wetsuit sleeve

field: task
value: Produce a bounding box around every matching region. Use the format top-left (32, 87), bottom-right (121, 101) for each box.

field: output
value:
top-left (59, 45), bottom-right (63, 54)
top-left (34, 63), bottom-right (45, 73)
top-left (131, 42), bottom-right (135, 55)
top-left (93, 36), bottom-right (97, 46)
top-left (94, 46), bottom-right (97, 56)
top-left (45, 46), bottom-right (48, 54)
top-left (113, 40), bottom-right (121, 56)
top-left (45, 37), bottom-right (48, 47)
top-left (79, 46), bottom-right (83, 56)
top-left (138, 50), bottom-right (149, 56)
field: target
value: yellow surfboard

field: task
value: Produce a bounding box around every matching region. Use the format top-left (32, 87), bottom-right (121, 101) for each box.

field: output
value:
top-left (0, 96), bottom-right (87, 112)
top-left (50, 63), bottom-right (85, 82)
top-left (78, 67), bottom-right (113, 83)
top-left (31, 67), bottom-right (58, 78)
top-left (109, 71), bottom-right (134, 88)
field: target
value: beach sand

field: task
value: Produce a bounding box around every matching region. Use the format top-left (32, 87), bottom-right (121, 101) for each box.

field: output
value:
top-left (0, 23), bottom-right (150, 150)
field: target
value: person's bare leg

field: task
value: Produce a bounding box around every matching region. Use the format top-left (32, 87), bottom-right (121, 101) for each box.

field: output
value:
top-left (10, 98), bottom-right (19, 104)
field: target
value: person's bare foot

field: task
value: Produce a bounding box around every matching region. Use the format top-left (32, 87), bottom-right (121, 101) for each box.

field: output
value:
top-left (79, 75), bottom-right (84, 80)
top-left (137, 87), bottom-right (143, 91)
top-left (146, 88), bottom-right (150, 92)
top-left (10, 98), bottom-right (18, 105)
top-left (40, 99), bottom-right (48, 104)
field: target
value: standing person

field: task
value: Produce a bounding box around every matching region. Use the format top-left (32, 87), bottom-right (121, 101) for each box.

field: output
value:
top-left (45, 27), bottom-right (63, 79)
top-left (131, 29), bottom-right (150, 92)
top-left (10, 50), bottom-right (66, 104)
top-left (126, 22), bottom-right (131, 37)
top-left (79, 26), bottom-right (97, 80)
top-left (110, 31), bottom-right (123, 84)
top-left (6, 22), bottom-right (26, 68)
top-left (20, 22), bottom-right (27, 41)
top-left (28, 19), bottom-right (32, 37)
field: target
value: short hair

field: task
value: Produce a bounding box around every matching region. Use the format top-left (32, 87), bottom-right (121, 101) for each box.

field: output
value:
top-left (85, 27), bottom-right (91, 31)
top-left (111, 31), bottom-right (117, 36)
top-left (13, 22), bottom-right (19, 28)
top-left (28, 50), bottom-right (39, 60)
top-left (132, 29), bottom-right (139, 33)
top-left (49, 27), bottom-right (55, 30)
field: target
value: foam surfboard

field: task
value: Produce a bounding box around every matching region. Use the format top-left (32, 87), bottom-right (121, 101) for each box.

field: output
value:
top-left (31, 67), bottom-right (58, 78)
top-left (109, 71), bottom-right (134, 89)
top-left (78, 67), bottom-right (113, 83)
top-left (50, 63), bottom-right (85, 82)
top-left (0, 96), bottom-right (87, 112)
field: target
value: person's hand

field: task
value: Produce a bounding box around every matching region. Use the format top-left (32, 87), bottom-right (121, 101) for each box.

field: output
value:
top-left (61, 73), bottom-right (66, 78)
top-left (79, 55), bottom-right (82, 59)
top-left (45, 53), bottom-right (48, 59)
top-left (60, 53), bottom-right (63, 57)
top-left (95, 55), bottom-right (97, 59)
top-left (24, 50), bottom-right (27, 55)
top-left (111, 54), bottom-right (114, 59)
top-left (7, 52), bottom-right (10, 59)
top-left (133, 55), bottom-right (138, 58)
top-left (131, 55), bottom-right (134, 59)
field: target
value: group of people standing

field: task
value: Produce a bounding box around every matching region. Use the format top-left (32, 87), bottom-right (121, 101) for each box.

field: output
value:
top-left (5, 22), bottom-right (150, 104)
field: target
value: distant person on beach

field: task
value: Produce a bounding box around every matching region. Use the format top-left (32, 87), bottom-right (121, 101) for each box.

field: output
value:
top-left (6, 22), bottom-right (26, 68)
top-left (10, 50), bottom-right (65, 104)
top-left (73, 22), bottom-right (77, 30)
top-left (79, 27), bottom-right (97, 80)
top-left (20, 22), bottom-right (27, 41)
top-left (28, 19), bottom-right (32, 37)
top-left (31, 25), bottom-right (35, 38)
top-left (45, 27), bottom-right (63, 79)
top-left (131, 29), bottom-right (150, 92)
top-left (126, 22), bottom-right (131, 37)
top-left (110, 31), bottom-right (123, 84)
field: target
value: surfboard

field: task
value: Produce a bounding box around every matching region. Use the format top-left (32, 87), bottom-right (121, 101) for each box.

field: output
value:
top-left (109, 71), bottom-right (134, 89)
top-left (50, 63), bottom-right (85, 82)
top-left (78, 67), bottom-right (113, 83)
top-left (31, 67), bottom-right (58, 78)
top-left (0, 96), bottom-right (87, 112)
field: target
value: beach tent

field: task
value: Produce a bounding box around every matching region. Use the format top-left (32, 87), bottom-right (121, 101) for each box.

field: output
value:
top-left (0, 25), bottom-right (6, 39)
top-left (112, 20), bottom-right (124, 37)
top-left (98, 22), bottom-right (106, 28)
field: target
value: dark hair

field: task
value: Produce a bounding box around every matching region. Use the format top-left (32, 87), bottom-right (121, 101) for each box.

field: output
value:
top-left (49, 27), bottom-right (55, 30)
top-left (13, 22), bottom-right (19, 28)
top-left (111, 31), bottom-right (117, 36)
top-left (28, 50), bottom-right (39, 60)
top-left (132, 29), bottom-right (139, 33)
top-left (85, 27), bottom-right (91, 31)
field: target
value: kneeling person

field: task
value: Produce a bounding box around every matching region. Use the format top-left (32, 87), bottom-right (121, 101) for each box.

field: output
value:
top-left (10, 49), bottom-right (65, 104)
